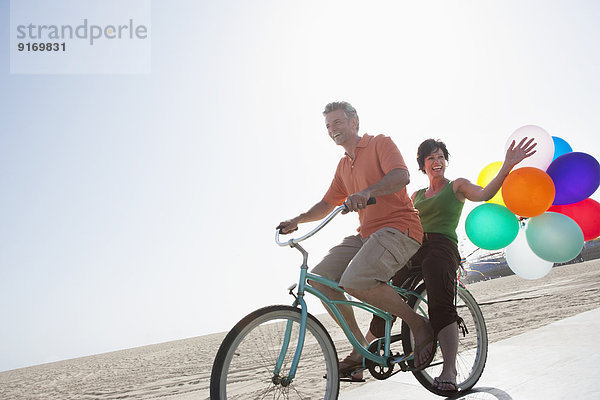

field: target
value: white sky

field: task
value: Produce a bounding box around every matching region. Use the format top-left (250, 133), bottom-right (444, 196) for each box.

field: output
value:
top-left (1, 0), bottom-right (599, 372)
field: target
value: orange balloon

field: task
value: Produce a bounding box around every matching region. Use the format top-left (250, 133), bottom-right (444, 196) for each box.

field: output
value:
top-left (501, 167), bottom-right (555, 217)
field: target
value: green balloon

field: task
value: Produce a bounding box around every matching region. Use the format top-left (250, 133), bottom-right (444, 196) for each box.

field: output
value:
top-left (465, 203), bottom-right (519, 250)
top-left (526, 212), bottom-right (584, 263)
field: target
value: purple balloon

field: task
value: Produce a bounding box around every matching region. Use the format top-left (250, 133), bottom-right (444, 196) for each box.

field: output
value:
top-left (547, 152), bottom-right (600, 205)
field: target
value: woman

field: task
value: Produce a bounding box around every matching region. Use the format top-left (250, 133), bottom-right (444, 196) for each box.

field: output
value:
top-left (349, 137), bottom-right (536, 392)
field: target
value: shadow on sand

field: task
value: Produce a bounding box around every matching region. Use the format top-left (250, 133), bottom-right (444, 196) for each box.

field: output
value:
top-left (447, 387), bottom-right (513, 400)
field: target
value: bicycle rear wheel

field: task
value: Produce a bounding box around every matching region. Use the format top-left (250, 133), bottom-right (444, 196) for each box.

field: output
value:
top-left (210, 305), bottom-right (340, 399)
top-left (401, 283), bottom-right (488, 395)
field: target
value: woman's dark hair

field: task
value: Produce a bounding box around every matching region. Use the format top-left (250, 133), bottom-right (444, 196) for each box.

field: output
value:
top-left (417, 139), bottom-right (450, 173)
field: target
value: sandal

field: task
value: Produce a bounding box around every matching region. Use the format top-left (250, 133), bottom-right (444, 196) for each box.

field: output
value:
top-left (433, 377), bottom-right (458, 393)
top-left (338, 354), bottom-right (363, 378)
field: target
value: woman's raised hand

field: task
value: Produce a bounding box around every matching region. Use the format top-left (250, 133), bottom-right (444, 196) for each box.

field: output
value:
top-left (505, 137), bottom-right (537, 168)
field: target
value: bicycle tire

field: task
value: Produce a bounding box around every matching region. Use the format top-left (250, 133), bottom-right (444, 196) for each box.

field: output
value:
top-left (401, 283), bottom-right (488, 395)
top-left (210, 305), bottom-right (340, 399)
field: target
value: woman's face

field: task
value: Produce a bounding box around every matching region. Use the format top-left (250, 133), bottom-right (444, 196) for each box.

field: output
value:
top-left (423, 148), bottom-right (447, 178)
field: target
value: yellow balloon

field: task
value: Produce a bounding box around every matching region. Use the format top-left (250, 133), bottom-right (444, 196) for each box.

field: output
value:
top-left (477, 161), bottom-right (506, 206)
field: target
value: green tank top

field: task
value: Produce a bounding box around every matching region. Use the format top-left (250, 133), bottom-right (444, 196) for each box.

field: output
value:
top-left (413, 180), bottom-right (464, 244)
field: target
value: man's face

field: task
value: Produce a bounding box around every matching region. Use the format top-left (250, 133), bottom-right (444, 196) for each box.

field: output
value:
top-left (325, 109), bottom-right (358, 146)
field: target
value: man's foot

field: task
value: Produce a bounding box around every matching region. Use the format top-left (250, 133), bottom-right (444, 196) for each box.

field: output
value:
top-left (339, 354), bottom-right (363, 379)
top-left (412, 319), bottom-right (436, 370)
top-left (433, 377), bottom-right (458, 392)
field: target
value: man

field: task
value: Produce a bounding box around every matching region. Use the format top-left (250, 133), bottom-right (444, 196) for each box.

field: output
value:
top-left (277, 101), bottom-right (435, 377)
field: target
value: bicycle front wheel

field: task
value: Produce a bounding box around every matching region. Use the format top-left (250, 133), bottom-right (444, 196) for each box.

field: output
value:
top-left (210, 305), bottom-right (340, 400)
top-left (402, 283), bottom-right (488, 395)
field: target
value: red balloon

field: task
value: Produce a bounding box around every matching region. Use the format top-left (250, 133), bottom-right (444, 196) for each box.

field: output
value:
top-left (549, 198), bottom-right (600, 241)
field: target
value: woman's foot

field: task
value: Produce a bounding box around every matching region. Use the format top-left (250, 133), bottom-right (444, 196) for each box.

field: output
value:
top-left (433, 376), bottom-right (458, 392)
top-left (412, 318), bottom-right (436, 370)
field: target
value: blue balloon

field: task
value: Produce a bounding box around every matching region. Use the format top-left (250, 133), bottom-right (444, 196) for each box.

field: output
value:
top-left (551, 136), bottom-right (573, 161)
top-left (526, 212), bottom-right (584, 263)
top-left (547, 152), bottom-right (600, 205)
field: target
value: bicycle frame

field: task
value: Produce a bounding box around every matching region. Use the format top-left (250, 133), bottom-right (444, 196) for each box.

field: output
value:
top-left (211, 204), bottom-right (487, 399)
top-left (274, 204), bottom-right (425, 380)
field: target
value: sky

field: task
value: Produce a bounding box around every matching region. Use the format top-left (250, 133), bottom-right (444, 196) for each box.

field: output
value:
top-left (1, 0), bottom-right (599, 372)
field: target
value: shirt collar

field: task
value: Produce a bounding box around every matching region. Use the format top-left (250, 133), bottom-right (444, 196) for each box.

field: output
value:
top-left (344, 134), bottom-right (372, 158)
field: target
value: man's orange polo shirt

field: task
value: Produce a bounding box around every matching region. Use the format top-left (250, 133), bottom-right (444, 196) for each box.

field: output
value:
top-left (323, 134), bottom-right (423, 243)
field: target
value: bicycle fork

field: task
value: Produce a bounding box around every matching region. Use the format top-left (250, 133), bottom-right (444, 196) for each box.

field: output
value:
top-left (272, 243), bottom-right (310, 386)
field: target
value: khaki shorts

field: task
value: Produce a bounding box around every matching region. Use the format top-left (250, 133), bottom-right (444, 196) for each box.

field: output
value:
top-left (311, 227), bottom-right (421, 290)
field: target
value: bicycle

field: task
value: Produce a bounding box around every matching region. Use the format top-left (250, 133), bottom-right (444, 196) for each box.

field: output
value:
top-left (210, 201), bottom-right (488, 399)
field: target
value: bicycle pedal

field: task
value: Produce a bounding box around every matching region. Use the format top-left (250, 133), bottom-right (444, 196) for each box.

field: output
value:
top-left (341, 367), bottom-right (365, 377)
top-left (404, 359), bottom-right (444, 372)
top-left (341, 368), bottom-right (365, 382)
top-left (340, 376), bottom-right (366, 383)
top-left (397, 360), bottom-right (410, 372)
top-left (390, 352), bottom-right (413, 364)
top-left (323, 367), bottom-right (365, 382)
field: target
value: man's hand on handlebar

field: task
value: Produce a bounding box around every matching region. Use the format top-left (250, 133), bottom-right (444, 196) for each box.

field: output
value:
top-left (276, 219), bottom-right (299, 235)
top-left (343, 191), bottom-right (372, 213)
top-left (276, 197), bottom-right (375, 236)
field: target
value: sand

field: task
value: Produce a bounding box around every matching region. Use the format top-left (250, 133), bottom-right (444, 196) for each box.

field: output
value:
top-left (1, 259), bottom-right (599, 400)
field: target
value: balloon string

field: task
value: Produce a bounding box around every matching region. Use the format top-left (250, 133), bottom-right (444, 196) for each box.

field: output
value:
top-left (458, 247), bottom-right (480, 283)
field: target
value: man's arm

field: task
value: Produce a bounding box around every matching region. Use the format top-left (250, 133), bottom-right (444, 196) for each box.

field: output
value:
top-left (277, 200), bottom-right (336, 234)
top-left (345, 168), bottom-right (410, 212)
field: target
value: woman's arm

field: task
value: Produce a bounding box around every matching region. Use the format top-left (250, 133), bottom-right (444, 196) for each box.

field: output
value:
top-left (454, 137), bottom-right (537, 202)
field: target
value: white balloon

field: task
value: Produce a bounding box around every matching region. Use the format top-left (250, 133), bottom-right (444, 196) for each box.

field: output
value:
top-left (505, 125), bottom-right (555, 171)
top-left (505, 223), bottom-right (553, 280)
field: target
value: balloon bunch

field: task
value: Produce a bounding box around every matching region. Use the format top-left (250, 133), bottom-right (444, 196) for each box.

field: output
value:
top-left (465, 125), bottom-right (600, 280)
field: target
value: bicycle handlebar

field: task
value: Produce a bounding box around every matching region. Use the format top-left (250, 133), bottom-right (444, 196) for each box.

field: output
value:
top-left (275, 197), bottom-right (376, 247)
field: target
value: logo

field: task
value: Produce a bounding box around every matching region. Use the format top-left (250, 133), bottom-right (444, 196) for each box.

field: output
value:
top-left (16, 19), bottom-right (149, 46)
top-left (10, 0), bottom-right (152, 74)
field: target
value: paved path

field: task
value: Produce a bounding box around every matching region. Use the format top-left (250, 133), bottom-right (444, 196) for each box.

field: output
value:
top-left (341, 307), bottom-right (600, 399)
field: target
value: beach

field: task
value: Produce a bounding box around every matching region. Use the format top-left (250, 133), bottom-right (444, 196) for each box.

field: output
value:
top-left (1, 259), bottom-right (599, 400)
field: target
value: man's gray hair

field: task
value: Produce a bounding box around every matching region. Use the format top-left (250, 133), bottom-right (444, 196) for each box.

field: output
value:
top-left (323, 101), bottom-right (360, 128)
top-left (322, 101), bottom-right (359, 130)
